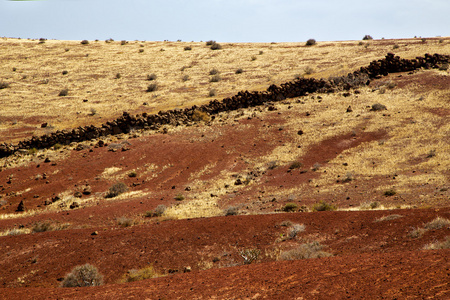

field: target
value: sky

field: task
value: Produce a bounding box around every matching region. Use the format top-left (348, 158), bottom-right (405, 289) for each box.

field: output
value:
top-left (1, 0), bottom-right (449, 43)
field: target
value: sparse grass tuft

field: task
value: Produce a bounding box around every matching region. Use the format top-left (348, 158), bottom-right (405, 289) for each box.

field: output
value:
top-left (424, 217), bottom-right (450, 230)
top-left (374, 214), bottom-right (403, 222)
top-left (408, 227), bottom-right (427, 238)
top-left (105, 182), bottom-right (128, 198)
top-left (123, 266), bottom-right (162, 282)
top-left (117, 216), bottom-right (134, 228)
top-left (32, 221), bottom-right (53, 233)
top-left (61, 264), bottom-right (104, 287)
top-left (279, 241), bottom-right (332, 260)
top-left (312, 201), bottom-right (336, 212)
top-left (423, 236), bottom-right (450, 250)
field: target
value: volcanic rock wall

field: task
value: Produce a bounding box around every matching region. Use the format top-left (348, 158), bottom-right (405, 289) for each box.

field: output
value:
top-left (1, 53), bottom-right (448, 158)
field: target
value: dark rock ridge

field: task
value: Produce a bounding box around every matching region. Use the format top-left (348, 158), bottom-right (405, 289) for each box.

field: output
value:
top-left (1, 53), bottom-right (449, 158)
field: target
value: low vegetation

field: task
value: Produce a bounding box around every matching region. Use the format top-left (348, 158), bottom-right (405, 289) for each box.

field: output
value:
top-left (312, 201), bottom-right (336, 212)
top-left (61, 264), bottom-right (104, 287)
top-left (105, 182), bottom-right (128, 198)
top-left (279, 241), bottom-right (332, 260)
top-left (122, 266), bottom-right (162, 282)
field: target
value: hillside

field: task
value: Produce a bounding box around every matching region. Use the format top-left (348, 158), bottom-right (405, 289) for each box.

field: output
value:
top-left (0, 37), bottom-right (449, 299)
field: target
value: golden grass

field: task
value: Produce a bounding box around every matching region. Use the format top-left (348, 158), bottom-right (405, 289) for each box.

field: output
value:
top-left (1, 37), bottom-right (449, 144)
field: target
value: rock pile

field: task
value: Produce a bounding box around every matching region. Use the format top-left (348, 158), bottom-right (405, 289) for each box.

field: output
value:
top-left (1, 53), bottom-right (448, 158)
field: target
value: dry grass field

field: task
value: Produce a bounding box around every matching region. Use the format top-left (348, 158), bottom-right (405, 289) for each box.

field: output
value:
top-left (0, 37), bottom-right (449, 299)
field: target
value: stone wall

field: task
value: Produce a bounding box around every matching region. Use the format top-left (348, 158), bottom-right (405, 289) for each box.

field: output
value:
top-left (1, 53), bottom-right (448, 158)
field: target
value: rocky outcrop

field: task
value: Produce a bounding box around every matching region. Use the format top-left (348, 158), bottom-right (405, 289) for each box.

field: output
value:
top-left (1, 53), bottom-right (449, 158)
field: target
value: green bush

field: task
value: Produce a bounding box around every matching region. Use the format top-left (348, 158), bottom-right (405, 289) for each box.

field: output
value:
top-left (283, 203), bottom-right (298, 212)
top-left (61, 264), bottom-right (104, 287)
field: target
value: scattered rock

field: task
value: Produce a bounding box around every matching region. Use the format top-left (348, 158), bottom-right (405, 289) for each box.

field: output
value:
top-left (44, 157), bottom-right (51, 163)
top-left (82, 186), bottom-right (92, 195)
top-left (41, 123), bottom-right (48, 128)
top-left (69, 202), bottom-right (79, 209)
top-left (297, 130), bottom-right (304, 135)
top-left (91, 231), bottom-right (98, 236)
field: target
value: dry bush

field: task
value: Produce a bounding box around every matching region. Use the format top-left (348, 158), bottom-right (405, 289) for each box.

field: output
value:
top-left (174, 193), bottom-right (185, 201)
top-left (424, 217), bottom-right (450, 230)
top-left (32, 221), bottom-right (53, 233)
top-left (105, 182), bottom-right (128, 198)
top-left (224, 206), bottom-right (239, 216)
top-left (384, 189), bottom-right (396, 196)
top-left (146, 83), bottom-right (158, 92)
top-left (312, 201), bottom-right (336, 212)
top-left (423, 236), bottom-right (450, 250)
top-left (210, 42), bottom-right (222, 50)
top-left (208, 88), bottom-right (217, 97)
top-left (121, 40), bottom-right (128, 45)
top-left (239, 249), bottom-right (260, 264)
top-left (371, 103), bottom-right (387, 111)
top-left (123, 266), bottom-right (161, 282)
top-left (181, 75), bottom-right (190, 82)
top-left (209, 68), bottom-right (219, 75)
top-left (283, 203), bottom-right (298, 212)
top-left (205, 40), bottom-right (215, 46)
top-left (61, 264), bottom-right (104, 287)
top-left (408, 227), bottom-right (427, 238)
top-left (0, 82), bottom-right (10, 89)
top-left (117, 216), bottom-right (134, 228)
top-left (306, 39), bottom-right (316, 46)
top-left (58, 89), bottom-right (69, 96)
top-left (81, 40), bottom-right (89, 45)
top-left (289, 161), bottom-right (302, 170)
top-left (286, 223), bottom-right (305, 239)
top-left (363, 35), bottom-right (373, 40)
top-left (279, 241), bottom-right (332, 260)
top-left (184, 46), bottom-right (192, 51)
top-left (374, 214), bottom-right (403, 222)
top-left (304, 66), bottom-right (314, 75)
top-left (235, 68), bottom-right (243, 74)
top-left (147, 73), bottom-right (157, 81)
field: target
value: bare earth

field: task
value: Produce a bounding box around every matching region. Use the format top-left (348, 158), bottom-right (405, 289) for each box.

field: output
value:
top-left (0, 37), bottom-right (449, 299)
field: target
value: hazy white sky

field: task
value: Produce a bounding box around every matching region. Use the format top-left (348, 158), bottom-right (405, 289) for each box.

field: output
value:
top-left (1, 0), bottom-right (449, 42)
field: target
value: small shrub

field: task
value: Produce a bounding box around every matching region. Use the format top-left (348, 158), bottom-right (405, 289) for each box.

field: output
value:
top-left (184, 46), bottom-right (192, 51)
top-left (279, 241), bottom-right (332, 260)
top-left (32, 221), bottom-right (53, 233)
top-left (139, 49), bottom-right (144, 53)
top-left (39, 38), bottom-right (46, 44)
top-left (209, 68), bottom-right (219, 75)
top-left (147, 73), bottom-right (157, 81)
top-left (439, 39), bottom-right (444, 44)
top-left (283, 203), bottom-right (298, 212)
top-left (105, 182), bottom-right (128, 198)
top-left (386, 81), bottom-right (396, 89)
top-left (58, 89), bottom-right (69, 96)
top-left (312, 163), bottom-right (321, 171)
top-left (61, 264), bottom-right (104, 287)
top-left (154, 204), bottom-right (166, 217)
top-left (408, 227), bottom-right (427, 238)
top-left (304, 66), bottom-right (314, 75)
top-left (286, 223), bottom-right (305, 239)
top-left (192, 110), bottom-right (211, 122)
top-left (128, 171), bottom-right (137, 178)
top-left (62, 70), bottom-right (68, 75)
top-left (374, 214), bottom-right (403, 222)
top-left (289, 162), bottom-right (303, 170)
top-left (0, 82), bottom-right (10, 89)
top-left (424, 217), bottom-right (450, 230)
top-left (312, 201), bottom-right (336, 212)
top-left (205, 40), bottom-right (216, 46)
top-left (235, 68), bottom-right (243, 74)
top-left (251, 55), bottom-right (257, 61)
top-left (210, 42), bottom-right (222, 50)
top-left (182, 75), bottom-right (190, 82)
top-left (305, 39), bottom-right (316, 46)
top-left (121, 40), bottom-right (127, 45)
top-left (53, 143), bottom-right (63, 150)
top-left (369, 201), bottom-right (380, 209)
top-left (259, 50), bottom-right (264, 55)
top-left (174, 193), bottom-right (185, 201)
top-left (208, 88), bottom-right (217, 97)
top-left (362, 35), bottom-right (373, 40)
top-left (393, 44), bottom-right (399, 49)
top-left (123, 266), bottom-right (161, 282)
top-left (371, 103), bottom-right (387, 111)
top-left (28, 148), bottom-right (38, 155)
top-left (384, 189), bottom-right (396, 196)
top-left (210, 74), bottom-right (221, 82)
top-left (224, 206), bottom-right (239, 216)
top-left (117, 216), bottom-right (134, 228)
top-left (81, 40), bottom-right (89, 45)
top-left (439, 63), bottom-right (449, 71)
top-left (423, 236), bottom-right (450, 250)
top-left (267, 161), bottom-right (278, 170)
top-left (239, 249), bottom-right (260, 264)
top-left (146, 83), bottom-right (158, 92)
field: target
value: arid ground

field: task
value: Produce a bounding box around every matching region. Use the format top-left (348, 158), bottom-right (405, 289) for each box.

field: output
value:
top-left (0, 37), bottom-right (449, 299)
